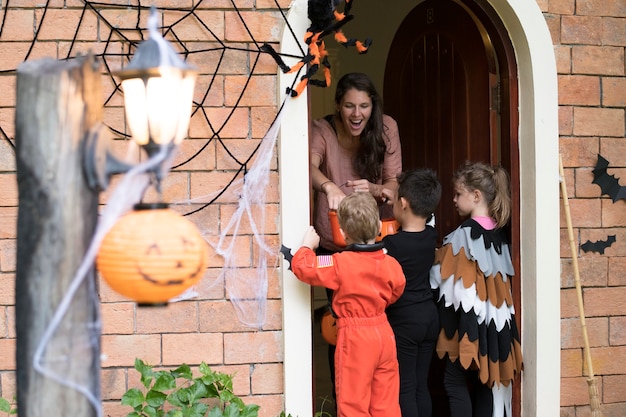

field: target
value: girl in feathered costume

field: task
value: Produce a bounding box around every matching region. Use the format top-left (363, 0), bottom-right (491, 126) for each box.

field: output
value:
top-left (430, 162), bottom-right (523, 417)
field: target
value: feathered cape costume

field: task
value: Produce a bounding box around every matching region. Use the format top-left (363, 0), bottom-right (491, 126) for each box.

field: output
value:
top-left (430, 218), bottom-right (523, 417)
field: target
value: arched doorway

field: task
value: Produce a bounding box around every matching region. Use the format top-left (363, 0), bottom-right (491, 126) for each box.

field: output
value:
top-left (279, 1), bottom-right (561, 415)
top-left (383, 0), bottom-right (520, 415)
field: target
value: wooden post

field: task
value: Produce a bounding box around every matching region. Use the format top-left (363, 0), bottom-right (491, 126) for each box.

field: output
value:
top-left (15, 55), bottom-right (102, 417)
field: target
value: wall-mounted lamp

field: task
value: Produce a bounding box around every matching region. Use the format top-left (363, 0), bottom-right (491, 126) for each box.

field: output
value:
top-left (84, 5), bottom-right (197, 194)
top-left (88, 6), bottom-right (207, 306)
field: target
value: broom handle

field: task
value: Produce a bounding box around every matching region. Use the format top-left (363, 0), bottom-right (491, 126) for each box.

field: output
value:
top-left (559, 154), bottom-right (595, 378)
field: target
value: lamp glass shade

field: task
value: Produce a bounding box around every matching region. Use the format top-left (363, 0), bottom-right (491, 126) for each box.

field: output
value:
top-left (122, 68), bottom-right (196, 147)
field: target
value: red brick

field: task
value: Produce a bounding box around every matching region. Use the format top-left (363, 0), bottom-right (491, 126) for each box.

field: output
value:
top-left (544, 14), bottom-right (561, 44)
top-left (211, 234), bottom-right (253, 267)
top-left (559, 137), bottom-right (600, 167)
top-left (164, 10), bottom-right (224, 41)
top-left (0, 208), bottom-right (16, 240)
top-left (602, 199), bottom-right (626, 227)
top-left (224, 331), bottom-right (282, 364)
top-left (602, 375), bottom-right (626, 403)
top-left (603, 77), bottom-right (626, 107)
top-left (195, 0), bottom-right (254, 9)
top-left (199, 300), bottom-right (252, 332)
top-left (0, 173), bottom-right (18, 207)
top-left (35, 9), bottom-right (98, 41)
top-left (0, 74), bottom-right (15, 109)
top-left (584, 287), bottom-right (626, 317)
top-left (0, 339), bottom-right (15, 370)
top-left (575, 168), bottom-right (602, 198)
top-left (244, 393), bottom-right (283, 417)
top-left (204, 107), bottom-right (251, 140)
top-left (0, 43), bottom-right (32, 72)
top-left (609, 316), bottom-right (626, 345)
top-left (561, 256), bottom-right (608, 288)
top-left (573, 107), bottom-right (624, 137)
top-left (101, 334), bottom-right (161, 367)
top-left (600, 137), bottom-right (626, 166)
top-left (102, 400), bottom-right (129, 417)
top-left (100, 367), bottom-right (127, 400)
top-left (555, 45), bottom-right (572, 74)
top-left (561, 376), bottom-right (597, 406)
top-left (572, 46), bottom-right (625, 76)
top-left (558, 75), bottom-right (600, 105)
top-left (100, 302), bottom-right (135, 334)
top-left (562, 288), bottom-right (581, 318)
top-left (136, 301), bottom-right (199, 334)
top-left (190, 171), bottom-right (244, 203)
top-left (590, 346), bottom-right (626, 375)
top-left (251, 363), bottom-right (283, 394)
top-left (537, 0), bottom-right (548, 12)
top-left (224, 11), bottom-right (284, 43)
top-left (219, 203), bottom-right (279, 235)
top-left (559, 105), bottom-right (574, 135)
top-left (171, 138), bottom-right (217, 171)
top-left (603, 17), bottom-right (626, 46)
top-left (560, 197), bottom-right (601, 228)
top-left (224, 75), bottom-right (277, 107)
top-left (256, 0), bottom-right (292, 8)
top-left (548, 0), bottom-right (574, 14)
top-left (189, 267), bottom-right (225, 300)
top-left (577, 1), bottom-right (626, 17)
top-left (162, 332), bottom-right (223, 365)
top-left (142, 171), bottom-right (190, 203)
top-left (4, 307), bottom-right (15, 339)
top-left (0, 371), bottom-right (16, 400)
top-left (562, 16), bottom-right (603, 45)
top-left (608, 258), bottom-right (626, 286)
top-left (191, 75), bottom-right (225, 108)
top-left (0, 240), bottom-right (16, 274)
top-left (0, 9), bottom-right (35, 41)
top-left (0, 109), bottom-right (16, 140)
top-left (216, 138), bottom-right (262, 170)
top-left (561, 317), bottom-right (608, 349)
top-left (0, 274), bottom-right (15, 306)
top-left (562, 348), bottom-right (583, 377)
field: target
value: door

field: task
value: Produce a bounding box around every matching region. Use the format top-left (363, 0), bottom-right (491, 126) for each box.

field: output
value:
top-left (383, 0), bottom-right (521, 416)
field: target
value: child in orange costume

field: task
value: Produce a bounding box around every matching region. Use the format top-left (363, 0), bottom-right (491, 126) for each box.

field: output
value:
top-left (291, 192), bottom-right (406, 417)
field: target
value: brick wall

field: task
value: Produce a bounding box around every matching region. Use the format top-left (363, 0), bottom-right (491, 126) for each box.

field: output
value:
top-left (1, 1), bottom-right (626, 416)
top-left (542, 0), bottom-right (626, 415)
top-left (0, 1), bottom-right (287, 416)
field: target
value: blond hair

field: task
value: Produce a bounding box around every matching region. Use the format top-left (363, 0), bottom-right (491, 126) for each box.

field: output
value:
top-left (455, 161), bottom-right (511, 228)
top-left (337, 193), bottom-right (380, 243)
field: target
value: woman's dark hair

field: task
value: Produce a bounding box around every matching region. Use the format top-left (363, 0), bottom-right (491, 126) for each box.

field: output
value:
top-left (334, 72), bottom-right (387, 183)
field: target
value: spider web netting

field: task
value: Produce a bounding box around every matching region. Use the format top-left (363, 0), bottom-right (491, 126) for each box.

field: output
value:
top-left (0, 0), bottom-right (317, 413)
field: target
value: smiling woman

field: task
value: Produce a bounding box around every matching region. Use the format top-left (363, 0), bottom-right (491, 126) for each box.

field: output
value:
top-left (309, 72), bottom-right (402, 254)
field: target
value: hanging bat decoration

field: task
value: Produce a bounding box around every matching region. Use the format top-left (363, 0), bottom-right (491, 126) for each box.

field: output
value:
top-left (580, 235), bottom-right (616, 255)
top-left (280, 244), bottom-right (294, 271)
top-left (592, 154), bottom-right (626, 202)
top-left (261, 0), bottom-right (371, 97)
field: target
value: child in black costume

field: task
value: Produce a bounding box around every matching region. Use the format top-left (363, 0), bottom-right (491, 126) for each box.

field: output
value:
top-left (382, 169), bottom-right (442, 417)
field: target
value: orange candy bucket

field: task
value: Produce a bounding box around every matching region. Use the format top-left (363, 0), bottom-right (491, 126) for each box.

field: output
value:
top-left (329, 210), bottom-right (399, 247)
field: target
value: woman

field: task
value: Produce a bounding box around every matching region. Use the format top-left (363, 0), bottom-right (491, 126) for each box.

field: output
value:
top-left (310, 72), bottom-right (402, 253)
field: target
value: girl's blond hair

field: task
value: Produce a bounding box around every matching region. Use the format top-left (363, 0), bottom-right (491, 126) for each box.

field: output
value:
top-left (455, 161), bottom-right (511, 229)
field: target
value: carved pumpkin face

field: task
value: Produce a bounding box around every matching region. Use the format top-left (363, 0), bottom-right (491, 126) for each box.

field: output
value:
top-left (97, 205), bottom-right (209, 305)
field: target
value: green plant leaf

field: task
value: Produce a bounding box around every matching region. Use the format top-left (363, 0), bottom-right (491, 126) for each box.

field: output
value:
top-left (152, 373), bottom-right (176, 392)
top-left (0, 398), bottom-right (11, 413)
top-left (145, 389), bottom-right (167, 408)
top-left (135, 359), bottom-right (156, 388)
top-left (122, 388), bottom-right (147, 409)
top-left (240, 404), bottom-right (260, 417)
top-left (170, 364), bottom-right (193, 380)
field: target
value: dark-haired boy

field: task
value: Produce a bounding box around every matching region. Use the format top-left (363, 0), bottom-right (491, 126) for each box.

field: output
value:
top-left (382, 169), bottom-right (442, 417)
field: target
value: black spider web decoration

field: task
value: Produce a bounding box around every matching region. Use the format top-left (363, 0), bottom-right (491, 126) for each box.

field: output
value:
top-left (0, 0), bottom-right (308, 216)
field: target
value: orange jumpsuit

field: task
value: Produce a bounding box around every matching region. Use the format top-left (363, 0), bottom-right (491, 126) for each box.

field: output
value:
top-left (292, 244), bottom-right (406, 417)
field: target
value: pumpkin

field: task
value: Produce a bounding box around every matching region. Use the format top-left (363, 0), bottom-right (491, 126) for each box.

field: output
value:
top-left (97, 203), bottom-right (208, 305)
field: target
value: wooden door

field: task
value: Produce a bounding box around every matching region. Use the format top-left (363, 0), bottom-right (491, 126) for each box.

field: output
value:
top-left (384, 0), bottom-right (520, 416)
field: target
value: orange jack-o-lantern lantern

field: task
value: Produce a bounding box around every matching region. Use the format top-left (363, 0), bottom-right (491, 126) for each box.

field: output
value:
top-left (96, 203), bottom-right (208, 305)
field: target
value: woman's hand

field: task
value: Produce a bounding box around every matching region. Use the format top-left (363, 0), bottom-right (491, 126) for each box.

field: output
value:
top-left (322, 182), bottom-right (346, 211)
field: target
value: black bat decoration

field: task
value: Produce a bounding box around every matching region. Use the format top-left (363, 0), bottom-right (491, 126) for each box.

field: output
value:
top-left (280, 244), bottom-right (294, 271)
top-left (592, 154), bottom-right (626, 202)
top-left (581, 235), bottom-right (616, 255)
